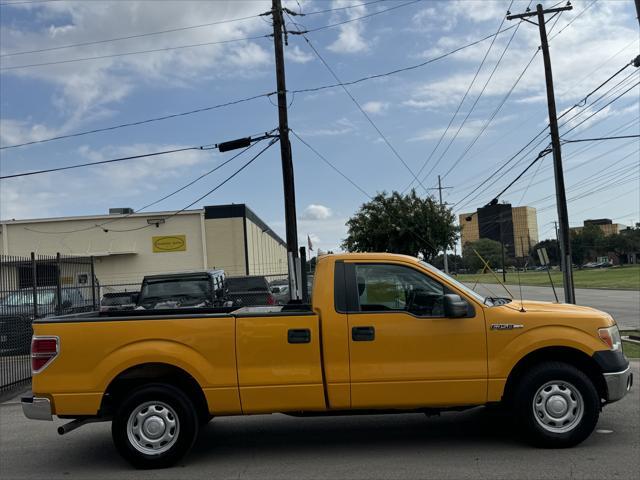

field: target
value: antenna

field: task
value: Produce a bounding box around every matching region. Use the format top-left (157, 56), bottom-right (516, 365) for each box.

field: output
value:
top-left (471, 248), bottom-right (513, 299)
top-left (516, 237), bottom-right (526, 312)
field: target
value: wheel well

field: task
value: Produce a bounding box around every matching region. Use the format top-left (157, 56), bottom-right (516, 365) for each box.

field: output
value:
top-left (502, 347), bottom-right (606, 404)
top-left (101, 363), bottom-right (209, 422)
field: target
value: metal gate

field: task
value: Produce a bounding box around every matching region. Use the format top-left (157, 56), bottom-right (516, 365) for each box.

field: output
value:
top-left (0, 253), bottom-right (97, 393)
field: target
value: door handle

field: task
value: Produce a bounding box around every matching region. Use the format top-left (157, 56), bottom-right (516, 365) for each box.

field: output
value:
top-left (352, 326), bottom-right (375, 341)
top-left (288, 328), bottom-right (311, 344)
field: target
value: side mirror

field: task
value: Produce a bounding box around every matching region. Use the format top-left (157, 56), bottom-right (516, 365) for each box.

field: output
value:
top-left (443, 294), bottom-right (467, 318)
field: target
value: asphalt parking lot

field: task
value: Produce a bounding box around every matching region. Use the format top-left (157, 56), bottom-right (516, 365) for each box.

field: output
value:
top-left (0, 361), bottom-right (637, 480)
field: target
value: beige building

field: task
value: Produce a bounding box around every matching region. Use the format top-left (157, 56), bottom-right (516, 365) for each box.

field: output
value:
top-left (0, 204), bottom-right (287, 285)
top-left (570, 219), bottom-right (625, 236)
top-left (459, 205), bottom-right (539, 258)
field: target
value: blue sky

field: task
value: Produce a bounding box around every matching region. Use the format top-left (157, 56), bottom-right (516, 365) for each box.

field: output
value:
top-left (1, 0), bottom-right (638, 253)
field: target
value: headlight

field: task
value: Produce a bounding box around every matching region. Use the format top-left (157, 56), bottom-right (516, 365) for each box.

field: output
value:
top-left (598, 325), bottom-right (622, 352)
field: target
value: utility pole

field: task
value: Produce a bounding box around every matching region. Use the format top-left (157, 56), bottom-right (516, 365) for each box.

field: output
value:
top-left (437, 175), bottom-right (454, 274)
top-left (635, 0), bottom-right (640, 26)
top-left (272, 0), bottom-right (301, 300)
top-left (507, 3), bottom-right (576, 304)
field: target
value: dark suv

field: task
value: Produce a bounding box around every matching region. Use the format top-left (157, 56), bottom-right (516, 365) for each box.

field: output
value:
top-left (224, 276), bottom-right (274, 306)
top-left (136, 270), bottom-right (226, 310)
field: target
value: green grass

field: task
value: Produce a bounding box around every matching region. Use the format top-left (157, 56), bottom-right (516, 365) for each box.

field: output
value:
top-left (622, 341), bottom-right (640, 359)
top-left (455, 265), bottom-right (640, 290)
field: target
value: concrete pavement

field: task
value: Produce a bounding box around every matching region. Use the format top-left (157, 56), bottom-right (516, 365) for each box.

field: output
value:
top-left (470, 283), bottom-right (640, 330)
top-left (1, 362), bottom-right (638, 480)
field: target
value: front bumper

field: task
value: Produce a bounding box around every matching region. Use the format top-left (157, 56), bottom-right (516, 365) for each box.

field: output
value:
top-left (21, 396), bottom-right (53, 421)
top-left (603, 366), bottom-right (633, 403)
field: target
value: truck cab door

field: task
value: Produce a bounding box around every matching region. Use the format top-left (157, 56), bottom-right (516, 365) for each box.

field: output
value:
top-left (345, 261), bottom-right (487, 409)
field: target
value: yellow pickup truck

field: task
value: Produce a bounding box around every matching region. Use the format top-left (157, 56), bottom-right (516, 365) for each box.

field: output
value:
top-left (23, 253), bottom-right (632, 469)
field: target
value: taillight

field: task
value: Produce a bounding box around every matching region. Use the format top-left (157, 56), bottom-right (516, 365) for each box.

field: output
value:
top-left (31, 336), bottom-right (59, 374)
top-left (267, 294), bottom-right (275, 305)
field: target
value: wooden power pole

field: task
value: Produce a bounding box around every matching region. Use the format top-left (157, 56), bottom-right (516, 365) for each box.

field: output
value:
top-left (507, 3), bottom-right (576, 304)
top-left (272, 0), bottom-right (301, 300)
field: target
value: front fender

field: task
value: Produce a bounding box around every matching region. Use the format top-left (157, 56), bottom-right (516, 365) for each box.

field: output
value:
top-left (489, 324), bottom-right (606, 379)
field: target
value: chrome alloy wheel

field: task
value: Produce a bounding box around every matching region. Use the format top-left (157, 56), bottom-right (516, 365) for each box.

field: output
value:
top-left (532, 380), bottom-right (584, 434)
top-left (126, 401), bottom-right (180, 455)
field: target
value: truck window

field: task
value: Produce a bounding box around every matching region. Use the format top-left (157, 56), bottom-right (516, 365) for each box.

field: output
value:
top-left (354, 264), bottom-right (446, 317)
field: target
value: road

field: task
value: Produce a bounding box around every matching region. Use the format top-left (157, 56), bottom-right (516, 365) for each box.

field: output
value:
top-left (470, 283), bottom-right (640, 330)
top-left (0, 362), bottom-right (638, 480)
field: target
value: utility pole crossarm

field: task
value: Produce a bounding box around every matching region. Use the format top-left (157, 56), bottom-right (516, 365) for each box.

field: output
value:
top-left (506, 5), bottom-right (573, 20)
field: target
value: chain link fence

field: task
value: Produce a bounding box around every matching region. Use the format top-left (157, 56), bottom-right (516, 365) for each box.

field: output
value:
top-left (0, 253), bottom-right (98, 393)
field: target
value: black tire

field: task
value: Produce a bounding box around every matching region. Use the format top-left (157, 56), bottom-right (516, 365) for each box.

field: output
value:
top-left (111, 383), bottom-right (199, 469)
top-left (513, 361), bottom-right (599, 448)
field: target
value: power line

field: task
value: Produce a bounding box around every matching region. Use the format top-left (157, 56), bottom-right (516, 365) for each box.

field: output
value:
top-left (290, 24), bottom-right (518, 96)
top-left (0, 92), bottom-right (274, 150)
top-left (104, 138), bottom-right (279, 233)
top-left (290, 129), bottom-right (371, 199)
top-left (1, 23), bottom-right (519, 151)
top-left (0, 32), bottom-right (272, 71)
top-left (562, 134), bottom-right (640, 143)
top-left (1, 0), bottom-right (387, 58)
top-left (299, 0), bottom-right (421, 33)
top-left (403, 0), bottom-right (517, 193)
top-left (0, 13), bottom-right (269, 58)
top-left (21, 138), bottom-right (267, 234)
top-left (452, 60), bottom-right (639, 211)
top-left (0, 145), bottom-right (214, 180)
top-left (1, 0), bottom-right (419, 70)
top-left (295, 29), bottom-right (431, 194)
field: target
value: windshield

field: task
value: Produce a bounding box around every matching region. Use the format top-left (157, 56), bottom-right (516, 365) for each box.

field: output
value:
top-left (419, 261), bottom-right (485, 304)
top-left (1, 290), bottom-right (55, 306)
top-left (140, 280), bottom-right (210, 302)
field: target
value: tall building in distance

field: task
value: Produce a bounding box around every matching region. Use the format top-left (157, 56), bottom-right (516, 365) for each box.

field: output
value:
top-left (570, 219), bottom-right (626, 236)
top-left (459, 204), bottom-right (539, 259)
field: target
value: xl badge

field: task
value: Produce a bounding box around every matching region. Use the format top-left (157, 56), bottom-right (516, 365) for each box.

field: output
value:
top-left (491, 324), bottom-right (524, 330)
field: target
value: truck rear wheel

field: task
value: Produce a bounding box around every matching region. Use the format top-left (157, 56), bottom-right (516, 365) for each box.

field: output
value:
top-left (111, 384), bottom-right (199, 469)
top-left (513, 361), bottom-right (599, 448)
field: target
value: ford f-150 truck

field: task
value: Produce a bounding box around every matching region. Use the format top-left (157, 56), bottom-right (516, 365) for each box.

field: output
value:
top-left (22, 253), bottom-right (632, 469)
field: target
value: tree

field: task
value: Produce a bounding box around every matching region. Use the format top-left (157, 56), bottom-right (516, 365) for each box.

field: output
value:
top-left (571, 224), bottom-right (605, 266)
top-left (462, 238), bottom-right (503, 272)
top-left (341, 190), bottom-right (458, 261)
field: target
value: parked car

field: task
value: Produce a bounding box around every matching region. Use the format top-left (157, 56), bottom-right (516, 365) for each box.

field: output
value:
top-left (136, 270), bottom-right (225, 310)
top-left (0, 287), bottom-right (90, 353)
top-left (269, 281), bottom-right (290, 305)
top-left (23, 252), bottom-right (632, 468)
top-left (100, 291), bottom-right (139, 312)
top-left (225, 275), bottom-right (274, 306)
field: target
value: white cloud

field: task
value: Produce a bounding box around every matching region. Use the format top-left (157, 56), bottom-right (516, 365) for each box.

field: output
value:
top-left (301, 204), bottom-right (333, 221)
top-left (362, 101), bottom-right (389, 115)
top-left (0, 1), bottom-right (273, 143)
top-left (327, 0), bottom-right (369, 54)
top-left (298, 117), bottom-right (356, 137)
top-left (287, 45), bottom-right (314, 64)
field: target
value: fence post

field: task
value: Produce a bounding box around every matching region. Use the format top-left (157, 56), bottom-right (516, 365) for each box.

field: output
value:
top-left (90, 256), bottom-right (97, 309)
top-left (299, 246), bottom-right (308, 304)
top-left (55, 252), bottom-right (62, 315)
top-left (30, 252), bottom-right (38, 318)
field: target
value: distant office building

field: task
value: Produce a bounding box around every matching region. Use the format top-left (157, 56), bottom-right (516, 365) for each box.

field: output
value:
top-left (459, 204), bottom-right (539, 258)
top-left (570, 218), bottom-right (625, 236)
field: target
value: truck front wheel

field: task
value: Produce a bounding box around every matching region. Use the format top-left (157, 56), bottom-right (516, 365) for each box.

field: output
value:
top-left (111, 384), bottom-right (199, 469)
top-left (513, 361), bottom-right (599, 448)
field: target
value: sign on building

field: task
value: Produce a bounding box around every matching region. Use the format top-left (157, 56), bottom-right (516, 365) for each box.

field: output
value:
top-left (152, 235), bottom-right (187, 253)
